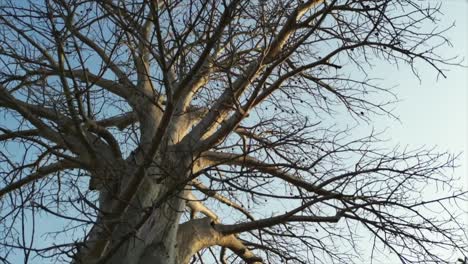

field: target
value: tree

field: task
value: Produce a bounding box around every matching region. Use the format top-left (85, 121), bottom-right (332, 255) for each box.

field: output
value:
top-left (0, 0), bottom-right (466, 263)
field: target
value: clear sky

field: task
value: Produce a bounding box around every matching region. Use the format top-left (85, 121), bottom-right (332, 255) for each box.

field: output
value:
top-left (356, 1), bottom-right (467, 263)
top-left (372, 1), bottom-right (467, 190)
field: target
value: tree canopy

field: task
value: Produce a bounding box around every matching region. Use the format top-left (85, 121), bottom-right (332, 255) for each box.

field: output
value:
top-left (0, 0), bottom-right (466, 263)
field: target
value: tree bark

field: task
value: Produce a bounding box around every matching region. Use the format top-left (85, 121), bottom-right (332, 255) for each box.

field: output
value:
top-left (75, 148), bottom-right (190, 264)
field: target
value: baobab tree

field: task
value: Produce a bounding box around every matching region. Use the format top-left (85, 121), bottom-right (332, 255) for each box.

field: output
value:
top-left (0, 0), bottom-right (466, 263)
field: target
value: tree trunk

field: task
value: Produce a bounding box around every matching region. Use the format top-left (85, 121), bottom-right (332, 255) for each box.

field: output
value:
top-left (76, 150), bottom-right (190, 264)
top-left (108, 191), bottom-right (185, 264)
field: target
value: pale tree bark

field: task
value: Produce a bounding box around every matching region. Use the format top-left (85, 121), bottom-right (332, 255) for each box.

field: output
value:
top-left (0, 0), bottom-right (467, 264)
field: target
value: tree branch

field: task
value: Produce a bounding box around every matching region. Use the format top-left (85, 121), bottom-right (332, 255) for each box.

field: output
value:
top-left (191, 179), bottom-right (255, 221)
top-left (0, 160), bottom-right (79, 197)
top-left (201, 151), bottom-right (334, 196)
top-left (177, 217), bottom-right (263, 264)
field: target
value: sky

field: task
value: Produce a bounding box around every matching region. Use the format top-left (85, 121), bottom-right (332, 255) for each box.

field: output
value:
top-left (372, 1), bottom-right (467, 190)
top-left (2, 1), bottom-right (467, 263)
top-left (356, 1), bottom-right (467, 263)
top-left (349, 0), bottom-right (467, 167)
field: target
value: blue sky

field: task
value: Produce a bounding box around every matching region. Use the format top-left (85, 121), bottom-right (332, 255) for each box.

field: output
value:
top-left (357, 2), bottom-right (467, 262)
top-left (372, 1), bottom-right (467, 187)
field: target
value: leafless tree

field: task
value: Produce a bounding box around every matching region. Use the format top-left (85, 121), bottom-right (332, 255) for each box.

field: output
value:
top-left (0, 0), bottom-right (466, 263)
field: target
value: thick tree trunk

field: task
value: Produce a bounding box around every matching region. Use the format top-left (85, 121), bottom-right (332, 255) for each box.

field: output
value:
top-left (73, 102), bottom-right (209, 264)
top-left (75, 150), bottom-right (190, 264)
top-left (107, 191), bottom-right (185, 264)
top-left (107, 154), bottom-right (188, 264)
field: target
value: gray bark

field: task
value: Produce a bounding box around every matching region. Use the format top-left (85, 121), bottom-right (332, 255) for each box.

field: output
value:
top-left (76, 156), bottom-right (189, 264)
